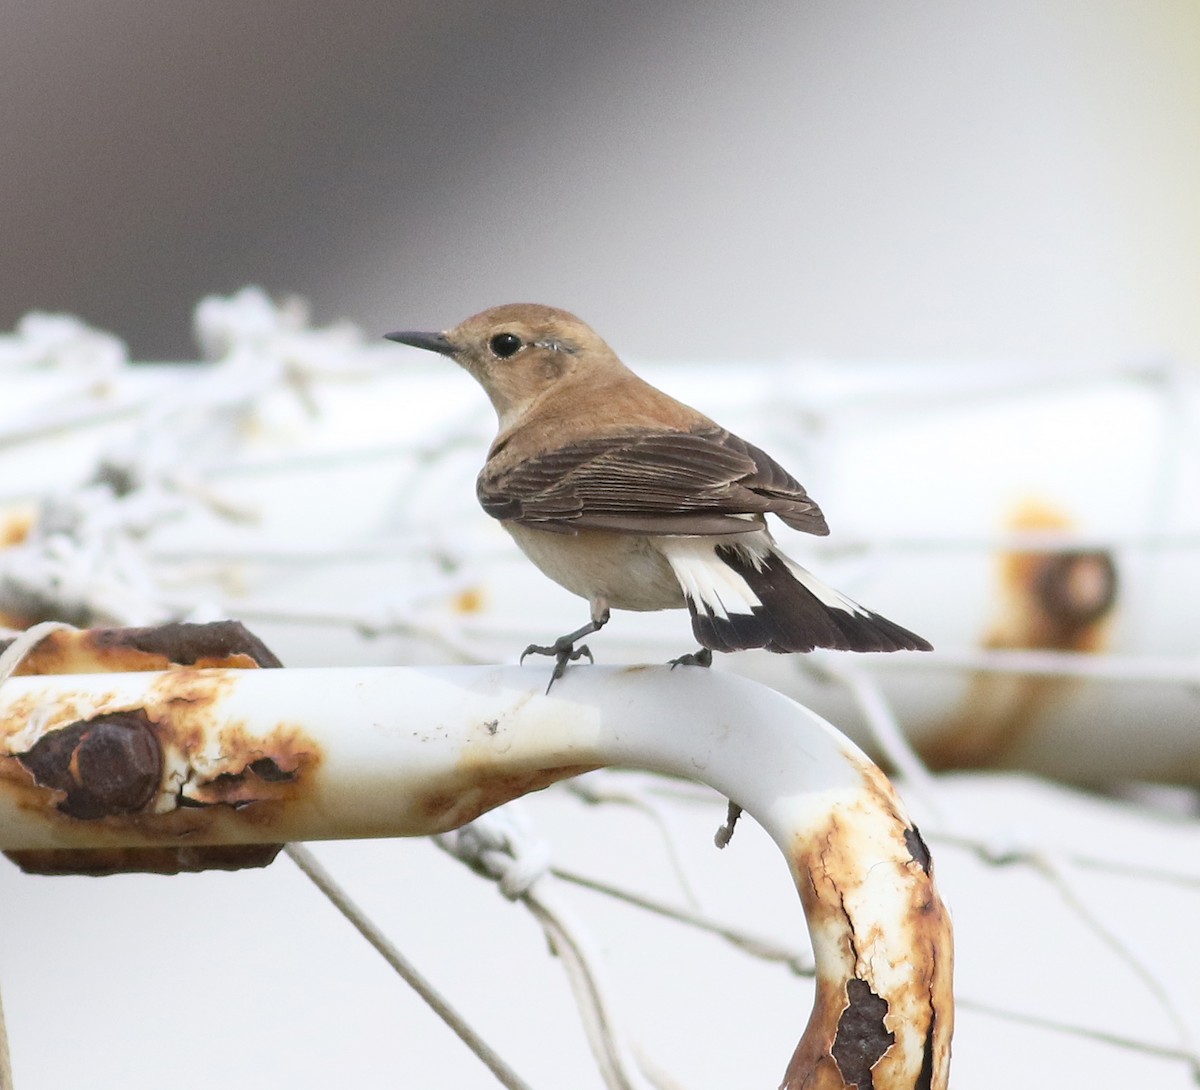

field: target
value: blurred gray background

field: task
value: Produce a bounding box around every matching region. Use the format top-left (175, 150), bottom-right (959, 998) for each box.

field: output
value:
top-left (3, 0), bottom-right (1199, 363)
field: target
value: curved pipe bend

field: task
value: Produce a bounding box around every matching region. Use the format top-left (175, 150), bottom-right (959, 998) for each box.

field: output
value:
top-left (0, 662), bottom-right (952, 1089)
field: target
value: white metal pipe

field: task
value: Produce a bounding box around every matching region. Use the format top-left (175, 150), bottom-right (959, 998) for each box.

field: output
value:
top-left (0, 663), bottom-right (951, 1090)
top-left (0, 664), bottom-right (889, 844)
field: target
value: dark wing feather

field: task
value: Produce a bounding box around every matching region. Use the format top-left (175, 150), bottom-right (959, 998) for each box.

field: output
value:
top-left (477, 427), bottom-right (829, 537)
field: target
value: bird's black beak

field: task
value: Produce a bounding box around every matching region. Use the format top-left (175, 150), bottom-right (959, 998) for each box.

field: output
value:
top-left (384, 330), bottom-right (456, 357)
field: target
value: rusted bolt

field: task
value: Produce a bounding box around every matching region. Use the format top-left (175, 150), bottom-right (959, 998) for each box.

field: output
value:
top-left (17, 711), bottom-right (162, 820)
top-left (1034, 551), bottom-right (1117, 628)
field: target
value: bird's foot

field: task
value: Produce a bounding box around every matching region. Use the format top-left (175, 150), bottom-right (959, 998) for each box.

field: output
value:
top-left (521, 636), bottom-right (594, 692)
top-left (669, 647), bottom-right (713, 669)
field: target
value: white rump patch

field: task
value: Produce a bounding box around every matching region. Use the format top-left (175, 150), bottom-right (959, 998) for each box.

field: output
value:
top-left (661, 537), bottom-right (761, 619)
top-left (662, 531), bottom-right (871, 619)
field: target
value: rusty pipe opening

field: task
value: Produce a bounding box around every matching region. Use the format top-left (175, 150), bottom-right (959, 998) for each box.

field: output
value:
top-left (1033, 551), bottom-right (1118, 629)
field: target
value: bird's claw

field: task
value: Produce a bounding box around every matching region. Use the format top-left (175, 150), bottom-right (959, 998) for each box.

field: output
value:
top-left (669, 647), bottom-right (713, 670)
top-left (521, 637), bottom-right (594, 692)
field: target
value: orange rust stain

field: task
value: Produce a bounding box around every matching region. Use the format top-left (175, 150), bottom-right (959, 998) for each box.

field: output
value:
top-left (850, 752), bottom-right (910, 831)
top-left (782, 764), bottom-right (953, 1090)
top-left (450, 586), bottom-right (487, 614)
top-left (144, 670), bottom-right (322, 812)
top-left (0, 507), bottom-right (35, 548)
top-left (3, 628), bottom-right (272, 677)
top-left (424, 704), bottom-right (603, 833)
top-left (177, 720), bottom-right (321, 809)
top-left (419, 763), bottom-right (600, 835)
top-left (920, 499), bottom-right (1118, 771)
top-left (0, 686), bottom-right (124, 747)
top-left (147, 665), bottom-right (242, 710)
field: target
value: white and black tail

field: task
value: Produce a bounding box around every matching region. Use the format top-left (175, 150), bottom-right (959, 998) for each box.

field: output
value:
top-left (663, 534), bottom-right (931, 654)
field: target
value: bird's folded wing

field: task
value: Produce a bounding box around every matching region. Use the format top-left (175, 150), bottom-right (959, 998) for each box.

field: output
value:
top-left (477, 427), bottom-right (830, 536)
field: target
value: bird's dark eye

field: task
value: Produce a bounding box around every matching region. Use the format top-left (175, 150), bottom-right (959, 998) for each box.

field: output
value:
top-left (489, 332), bottom-right (523, 359)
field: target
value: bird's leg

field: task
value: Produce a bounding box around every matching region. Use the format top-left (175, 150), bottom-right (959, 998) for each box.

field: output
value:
top-left (669, 647), bottom-right (713, 669)
top-left (521, 601), bottom-right (610, 692)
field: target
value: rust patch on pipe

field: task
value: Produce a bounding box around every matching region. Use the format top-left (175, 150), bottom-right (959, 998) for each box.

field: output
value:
top-left (412, 705), bottom-right (604, 834)
top-left (2, 675), bottom-right (318, 839)
top-left (0, 620), bottom-right (282, 676)
top-left (131, 667), bottom-right (320, 824)
top-left (7, 844), bottom-right (282, 876)
top-left (782, 757), bottom-right (952, 1090)
top-left (831, 979), bottom-right (895, 1090)
top-left (1, 622), bottom-right (302, 874)
top-left (169, 720), bottom-right (316, 811)
top-left (920, 500), bottom-right (1118, 770)
top-left (419, 763), bottom-right (600, 835)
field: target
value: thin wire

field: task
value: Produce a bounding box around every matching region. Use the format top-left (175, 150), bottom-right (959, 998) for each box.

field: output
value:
top-left (957, 997), bottom-right (1200, 1069)
top-left (551, 865), bottom-right (813, 976)
top-left (931, 830), bottom-right (1200, 891)
top-left (520, 886), bottom-right (664, 1090)
top-left (566, 773), bottom-right (705, 909)
top-left (434, 810), bottom-right (668, 1090)
top-left (283, 844), bottom-right (537, 1090)
top-left (929, 828), bottom-right (1200, 1075)
top-left (816, 661), bottom-right (945, 823)
top-left (1028, 850), bottom-right (1200, 1075)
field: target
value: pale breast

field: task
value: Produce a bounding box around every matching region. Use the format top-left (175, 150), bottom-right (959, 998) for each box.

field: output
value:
top-left (504, 524), bottom-right (686, 612)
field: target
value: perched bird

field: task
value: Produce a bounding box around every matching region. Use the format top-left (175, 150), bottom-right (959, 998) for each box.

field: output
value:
top-left (387, 305), bottom-right (931, 685)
